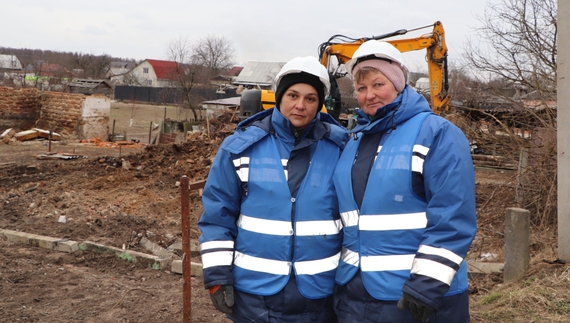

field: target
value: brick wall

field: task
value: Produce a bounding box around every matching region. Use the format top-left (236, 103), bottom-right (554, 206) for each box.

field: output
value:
top-left (0, 86), bottom-right (110, 139)
top-left (0, 87), bottom-right (42, 130)
top-left (36, 91), bottom-right (85, 136)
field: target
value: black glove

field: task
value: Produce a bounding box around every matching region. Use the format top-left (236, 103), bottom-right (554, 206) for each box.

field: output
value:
top-left (209, 285), bottom-right (234, 314)
top-left (397, 292), bottom-right (434, 322)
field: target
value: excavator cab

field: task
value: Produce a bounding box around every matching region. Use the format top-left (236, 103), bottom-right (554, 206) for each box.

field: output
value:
top-left (238, 89), bottom-right (276, 120)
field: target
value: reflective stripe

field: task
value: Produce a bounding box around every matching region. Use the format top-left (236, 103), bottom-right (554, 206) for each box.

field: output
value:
top-left (359, 212), bottom-right (427, 231)
top-left (282, 159), bottom-right (288, 181)
top-left (341, 210), bottom-right (359, 227)
top-left (295, 252), bottom-right (341, 275)
top-left (202, 250), bottom-right (234, 268)
top-left (233, 157), bottom-right (250, 182)
top-left (373, 145), bottom-right (382, 163)
top-left (233, 156), bottom-right (250, 167)
top-left (233, 157), bottom-right (288, 182)
top-left (296, 219), bottom-right (342, 236)
top-left (412, 145), bottom-right (428, 173)
top-left (200, 240), bottom-right (234, 251)
top-left (237, 168), bottom-right (249, 182)
top-left (413, 144), bottom-right (429, 157)
top-left (341, 247), bottom-right (360, 267)
top-left (234, 251), bottom-right (291, 275)
top-left (412, 155), bottom-right (424, 173)
top-left (361, 254), bottom-right (414, 271)
top-left (237, 214), bottom-right (293, 236)
top-left (412, 258), bottom-right (457, 285)
top-left (418, 245), bottom-right (463, 265)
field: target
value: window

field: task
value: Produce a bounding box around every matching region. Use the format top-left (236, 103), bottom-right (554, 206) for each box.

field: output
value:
top-left (143, 68), bottom-right (149, 74)
top-left (147, 80), bottom-right (152, 86)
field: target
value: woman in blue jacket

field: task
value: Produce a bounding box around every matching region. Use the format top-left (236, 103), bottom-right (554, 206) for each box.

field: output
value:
top-left (333, 40), bottom-right (477, 323)
top-left (198, 56), bottom-right (348, 323)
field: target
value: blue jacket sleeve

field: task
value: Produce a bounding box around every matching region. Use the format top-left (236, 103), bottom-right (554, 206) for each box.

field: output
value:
top-left (403, 116), bottom-right (477, 309)
top-left (198, 140), bottom-right (242, 289)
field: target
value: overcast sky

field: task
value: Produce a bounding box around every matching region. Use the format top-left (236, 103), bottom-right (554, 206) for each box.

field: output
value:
top-left (2, 1), bottom-right (501, 72)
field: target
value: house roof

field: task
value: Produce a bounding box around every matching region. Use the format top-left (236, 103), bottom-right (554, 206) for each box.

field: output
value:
top-left (211, 75), bottom-right (234, 82)
top-left (107, 67), bottom-right (131, 76)
top-left (227, 66), bottom-right (244, 77)
top-left (0, 54), bottom-right (23, 70)
top-left (146, 59), bottom-right (180, 81)
top-left (110, 61), bottom-right (136, 69)
top-left (202, 96), bottom-right (241, 107)
top-left (69, 79), bottom-right (112, 89)
top-left (233, 61), bottom-right (285, 87)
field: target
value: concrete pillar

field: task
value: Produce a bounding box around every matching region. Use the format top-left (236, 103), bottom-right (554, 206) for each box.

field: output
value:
top-left (504, 207), bottom-right (530, 283)
top-left (558, 0), bottom-right (570, 262)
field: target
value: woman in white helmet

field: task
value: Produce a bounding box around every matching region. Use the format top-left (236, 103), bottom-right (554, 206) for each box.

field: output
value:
top-left (199, 56), bottom-right (348, 322)
top-left (332, 40), bottom-right (476, 322)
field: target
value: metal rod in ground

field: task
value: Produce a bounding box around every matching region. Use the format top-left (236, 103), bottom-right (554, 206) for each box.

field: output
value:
top-left (180, 175), bottom-right (192, 322)
top-left (148, 121), bottom-right (152, 144)
top-left (48, 130), bottom-right (52, 153)
top-left (111, 119), bottom-right (116, 142)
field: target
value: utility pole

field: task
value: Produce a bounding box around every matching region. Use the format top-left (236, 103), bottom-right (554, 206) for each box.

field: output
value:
top-left (558, 0), bottom-right (570, 261)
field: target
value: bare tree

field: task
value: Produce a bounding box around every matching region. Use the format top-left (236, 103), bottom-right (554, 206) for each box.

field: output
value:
top-left (447, 62), bottom-right (482, 107)
top-left (464, 0), bottom-right (556, 95)
top-left (462, 0), bottom-right (558, 225)
top-left (69, 53), bottom-right (111, 79)
top-left (70, 53), bottom-right (90, 78)
top-left (167, 35), bottom-right (237, 122)
top-left (167, 36), bottom-right (206, 122)
top-left (192, 35), bottom-right (236, 79)
top-left (89, 54), bottom-right (111, 79)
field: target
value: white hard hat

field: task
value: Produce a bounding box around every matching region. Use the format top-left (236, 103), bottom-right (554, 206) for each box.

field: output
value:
top-left (274, 56), bottom-right (330, 96)
top-left (344, 40), bottom-right (409, 83)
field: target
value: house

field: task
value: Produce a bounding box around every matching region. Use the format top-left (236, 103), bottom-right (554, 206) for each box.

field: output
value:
top-left (0, 54), bottom-right (24, 84)
top-left (201, 96), bottom-right (241, 117)
top-left (227, 66), bottom-right (244, 78)
top-left (414, 77), bottom-right (430, 94)
top-left (105, 61), bottom-right (137, 85)
top-left (210, 65), bottom-right (243, 94)
top-left (34, 63), bottom-right (73, 91)
top-left (0, 54), bottom-right (23, 71)
top-left (232, 61), bottom-right (285, 92)
top-left (39, 63), bottom-right (72, 78)
top-left (125, 59), bottom-right (180, 87)
top-left (68, 79), bottom-right (113, 96)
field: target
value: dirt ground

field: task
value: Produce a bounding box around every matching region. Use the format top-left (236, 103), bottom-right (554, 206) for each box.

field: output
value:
top-left (0, 103), bottom-right (567, 322)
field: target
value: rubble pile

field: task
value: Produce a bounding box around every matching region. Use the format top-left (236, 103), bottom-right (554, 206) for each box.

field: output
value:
top-left (79, 137), bottom-right (145, 149)
top-left (0, 135), bottom-right (225, 248)
top-left (1, 127), bottom-right (62, 144)
top-left (201, 107), bottom-right (239, 139)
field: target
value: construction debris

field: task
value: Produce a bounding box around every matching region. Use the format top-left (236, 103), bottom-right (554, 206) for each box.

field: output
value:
top-left (79, 137), bottom-right (145, 148)
top-left (14, 128), bottom-right (62, 142)
top-left (36, 153), bottom-right (88, 160)
top-left (35, 128), bottom-right (63, 141)
top-left (1, 128), bottom-right (15, 143)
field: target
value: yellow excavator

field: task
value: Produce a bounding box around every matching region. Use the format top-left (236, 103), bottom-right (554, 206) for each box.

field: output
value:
top-left (239, 21), bottom-right (449, 125)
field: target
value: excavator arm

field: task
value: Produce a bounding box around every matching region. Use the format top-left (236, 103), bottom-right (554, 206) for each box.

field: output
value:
top-left (318, 21), bottom-right (449, 116)
top-left (239, 21), bottom-right (450, 122)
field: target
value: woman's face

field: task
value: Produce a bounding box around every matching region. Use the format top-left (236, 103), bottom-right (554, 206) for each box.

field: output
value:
top-left (355, 69), bottom-right (399, 116)
top-left (279, 83), bottom-right (320, 128)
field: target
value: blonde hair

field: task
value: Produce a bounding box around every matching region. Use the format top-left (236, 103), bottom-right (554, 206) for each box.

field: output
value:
top-left (353, 66), bottom-right (378, 83)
